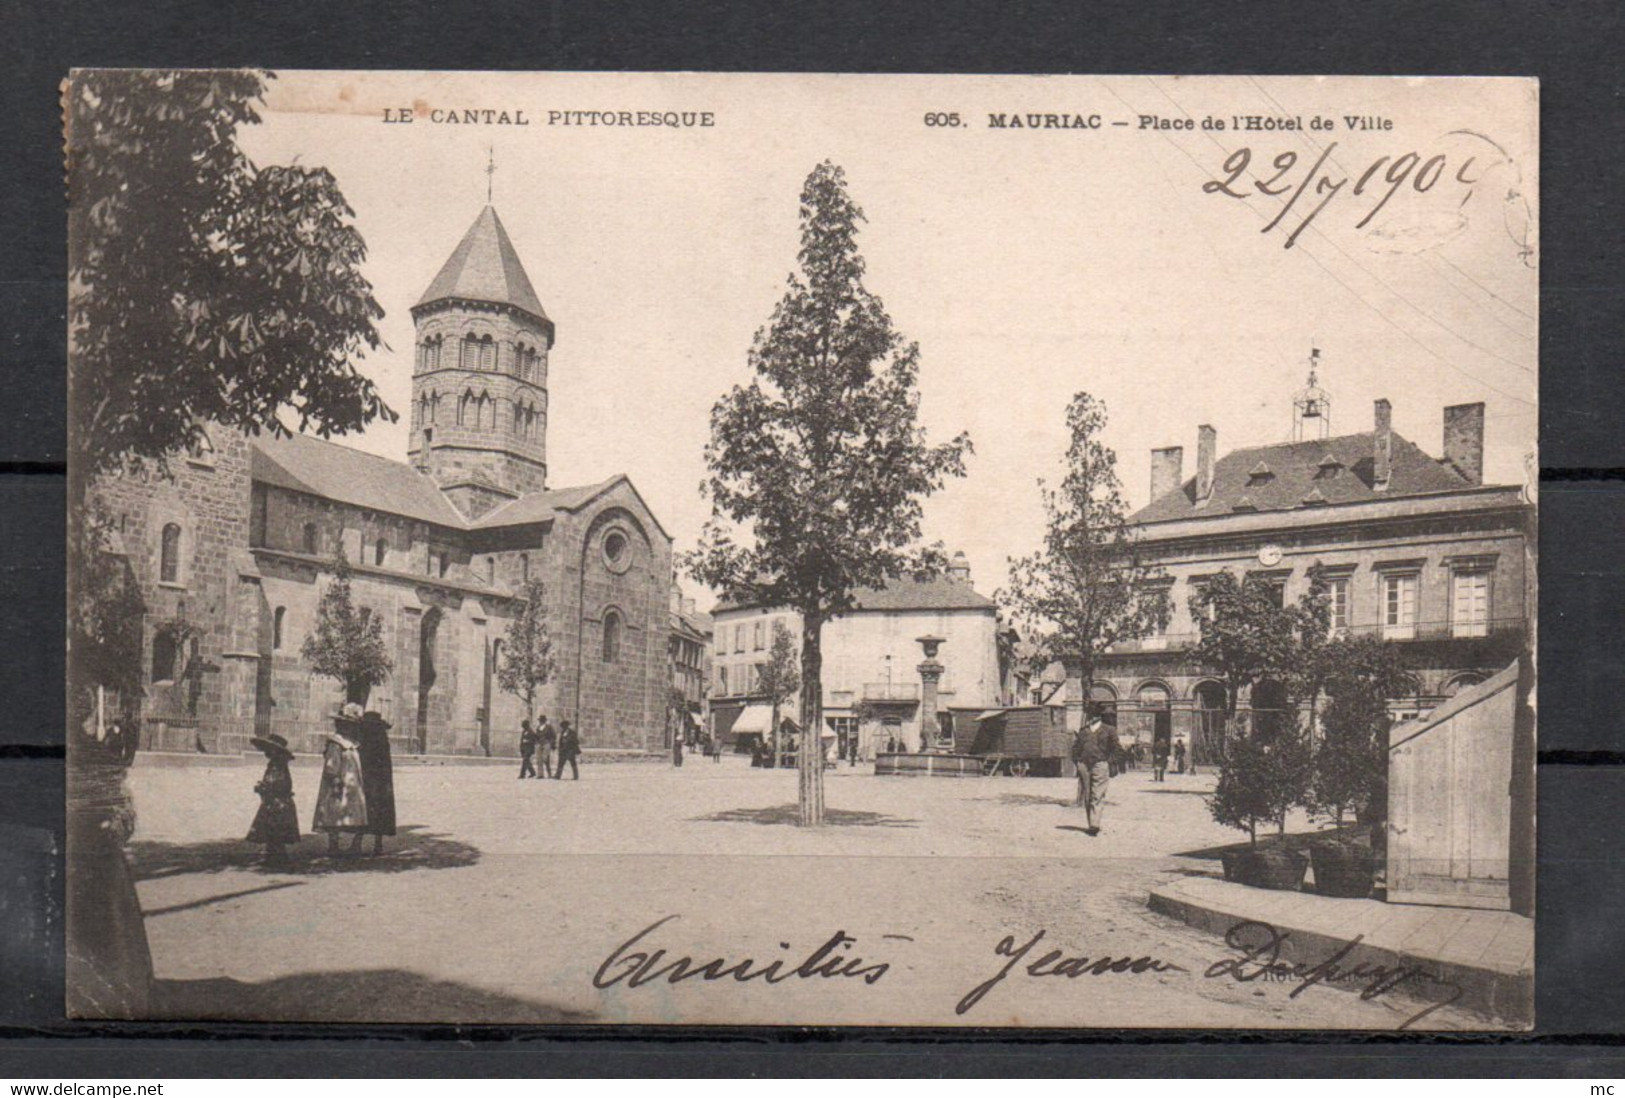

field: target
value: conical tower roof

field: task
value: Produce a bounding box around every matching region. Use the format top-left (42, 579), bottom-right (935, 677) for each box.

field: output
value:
top-left (416, 205), bottom-right (549, 321)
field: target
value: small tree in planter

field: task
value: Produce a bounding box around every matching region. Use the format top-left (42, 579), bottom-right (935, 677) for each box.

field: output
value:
top-left (1307, 635), bottom-right (1409, 825)
top-left (1209, 715), bottom-right (1313, 889)
top-left (302, 550), bottom-right (392, 710)
top-left (1209, 713), bottom-right (1312, 843)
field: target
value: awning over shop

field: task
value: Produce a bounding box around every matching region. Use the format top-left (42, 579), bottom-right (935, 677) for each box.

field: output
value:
top-left (728, 703), bottom-right (803, 737)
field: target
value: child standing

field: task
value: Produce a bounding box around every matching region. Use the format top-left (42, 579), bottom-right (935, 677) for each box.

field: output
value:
top-left (246, 732), bottom-right (300, 867)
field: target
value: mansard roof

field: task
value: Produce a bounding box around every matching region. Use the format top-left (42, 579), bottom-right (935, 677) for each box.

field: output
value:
top-left (252, 433), bottom-right (664, 538)
top-left (1132, 430), bottom-right (1474, 525)
top-left (415, 205), bottom-right (549, 322)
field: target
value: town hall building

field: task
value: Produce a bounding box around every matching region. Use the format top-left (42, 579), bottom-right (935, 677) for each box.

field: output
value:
top-left (98, 205), bottom-right (674, 759)
top-left (1090, 356), bottom-right (1534, 764)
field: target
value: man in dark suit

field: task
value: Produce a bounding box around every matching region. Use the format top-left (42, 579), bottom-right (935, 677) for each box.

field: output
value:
top-left (554, 720), bottom-right (581, 780)
top-left (518, 719), bottom-right (539, 780)
top-left (1071, 710), bottom-right (1121, 836)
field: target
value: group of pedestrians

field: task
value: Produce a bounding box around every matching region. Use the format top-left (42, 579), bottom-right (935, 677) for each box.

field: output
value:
top-left (518, 714), bottom-right (581, 781)
top-left (1148, 735), bottom-right (1190, 782)
top-left (245, 707), bottom-right (398, 867)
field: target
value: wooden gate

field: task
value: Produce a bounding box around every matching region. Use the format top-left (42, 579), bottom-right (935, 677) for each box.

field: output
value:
top-left (1387, 661), bottom-right (1518, 910)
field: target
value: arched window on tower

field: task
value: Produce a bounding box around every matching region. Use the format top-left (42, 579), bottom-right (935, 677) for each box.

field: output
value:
top-left (602, 610), bottom-right (623, 663)
top-left (159, 523), bottom-right (182, 584)
top-left (273, 606), bottom-right (286, 650)
top-left (461, 334), bottom-right (480, 371)
top-left (458, 391), bottom-right (472, 427)
top-left (479, 336), bottom-right (496, 372)
top-left (302, 522), bottom-right (320, 556)
top-left (486, 557), bottom-right (496, 584)
top-left (375, 537), bottom-right (388, 567)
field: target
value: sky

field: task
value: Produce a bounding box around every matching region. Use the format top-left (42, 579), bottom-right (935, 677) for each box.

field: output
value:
top-left (246, 73), bottom-right (1538, 609)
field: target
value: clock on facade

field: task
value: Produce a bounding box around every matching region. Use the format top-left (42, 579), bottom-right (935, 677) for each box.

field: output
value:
top-left (1257, 544), bottom-right (1284, 567)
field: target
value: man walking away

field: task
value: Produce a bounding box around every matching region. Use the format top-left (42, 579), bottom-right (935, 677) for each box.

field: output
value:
top-left (537, 714), bottom-right (557, 779)
top-left (1071, 710), bottom-right (1121, 836)
top-left (1173, 736), bottom-right (1187, 775)
top-left (554, 720), bottom-right (581, 780)
top-left (518, 719), bottom-right (539, 780)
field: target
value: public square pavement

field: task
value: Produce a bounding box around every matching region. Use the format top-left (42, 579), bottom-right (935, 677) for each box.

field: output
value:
top-left (125, 755), bottom-right (1488, 1029)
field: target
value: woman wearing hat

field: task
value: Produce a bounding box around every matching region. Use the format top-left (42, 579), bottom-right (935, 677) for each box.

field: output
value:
top-left (247, 731), bottom-right (300, 867)
top-left (313, 714), bottom-right (369, 856)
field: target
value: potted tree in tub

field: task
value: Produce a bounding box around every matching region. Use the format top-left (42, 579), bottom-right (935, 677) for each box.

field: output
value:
top-left (1210, 716), bottom-right (1312, 890)
top-left (1305, 636), bottom-right (1406, 898)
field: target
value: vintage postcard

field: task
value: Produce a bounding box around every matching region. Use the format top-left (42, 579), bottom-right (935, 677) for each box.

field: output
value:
top-left (65, 71), bottom-right (1537, 1029)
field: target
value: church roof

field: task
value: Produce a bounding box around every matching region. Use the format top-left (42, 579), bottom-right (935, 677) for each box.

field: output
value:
top-left (252, 434), bottom-right (664, 538)
top-left (1131, 430), bottom-right (1474, 525)
top-left (416, 205), bottom-right (549, 321)
top-left (468, 476), bottom-right (626, 528)
top-left (252, 432), bottom-right (469, 528)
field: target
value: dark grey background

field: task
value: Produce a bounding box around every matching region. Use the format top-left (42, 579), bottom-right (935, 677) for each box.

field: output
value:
top-left (3, 0), bottom-right (1622, 1076)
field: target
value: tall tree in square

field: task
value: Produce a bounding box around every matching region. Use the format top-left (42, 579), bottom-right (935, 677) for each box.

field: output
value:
top-left (1002, 393), bottom-right (1171, 712)
top-left (689, 161), bottom-right (972, 825)
top-left (498, 578), bottom-right (558, 730)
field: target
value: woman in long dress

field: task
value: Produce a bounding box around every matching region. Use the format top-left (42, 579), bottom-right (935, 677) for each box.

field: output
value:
top-left (313, 727), bottom-right (367, 856)
top-left (353, 713), bottom-right (396, 856)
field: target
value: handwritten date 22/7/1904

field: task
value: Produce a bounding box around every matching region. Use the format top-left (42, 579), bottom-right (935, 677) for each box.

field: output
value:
top-left (1203, 140), bottom-right (1494, 249)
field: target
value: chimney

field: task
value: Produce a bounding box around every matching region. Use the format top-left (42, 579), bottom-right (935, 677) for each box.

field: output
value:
top-left (948, 550), bottom-right (972, 586)
top-left (1443, 402), bottom-right (1485, 486)
top-left (1373, 399), bottom-right (1393, 489)
top-left (1150, 446), bottom-right (1184, 503)
top-left (1196, 425), bottom-right (1217, 502)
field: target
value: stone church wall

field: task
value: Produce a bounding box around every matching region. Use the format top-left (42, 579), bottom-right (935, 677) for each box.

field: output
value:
top-left (90, 430), bottom-right (254, 754)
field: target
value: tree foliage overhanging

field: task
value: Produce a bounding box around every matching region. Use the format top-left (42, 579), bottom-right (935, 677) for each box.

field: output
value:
top-left (67, 69), bottom-right (394, 484)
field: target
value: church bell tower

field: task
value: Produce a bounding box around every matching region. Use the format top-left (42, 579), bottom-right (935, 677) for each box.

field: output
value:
top-left (408, 204), bottom-right (553, 519)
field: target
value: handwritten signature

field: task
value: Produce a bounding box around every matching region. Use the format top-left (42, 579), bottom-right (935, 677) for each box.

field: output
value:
top-left (1204, 919), bottom-right (1464, 1029)
top-left (594, 914), bottom-right (891, 989)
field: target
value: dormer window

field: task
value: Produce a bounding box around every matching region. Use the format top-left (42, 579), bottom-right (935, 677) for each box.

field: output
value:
top-left (1247, 460), bottom-right (1274, 484)
top-left (1301, 487), bottom-right (1329, 507)
top-left (1232, 495), bottom-right (1258, 513)
top-left (1316, 453), bottom-right (1343, 480)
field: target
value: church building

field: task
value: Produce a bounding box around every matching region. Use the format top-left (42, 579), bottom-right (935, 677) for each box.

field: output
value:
top-left (97, 205), bottom-right (673, 759)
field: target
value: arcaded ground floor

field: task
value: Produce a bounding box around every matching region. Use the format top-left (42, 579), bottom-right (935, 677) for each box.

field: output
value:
top-left (121, 757), bottom-right (1499, 1030)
